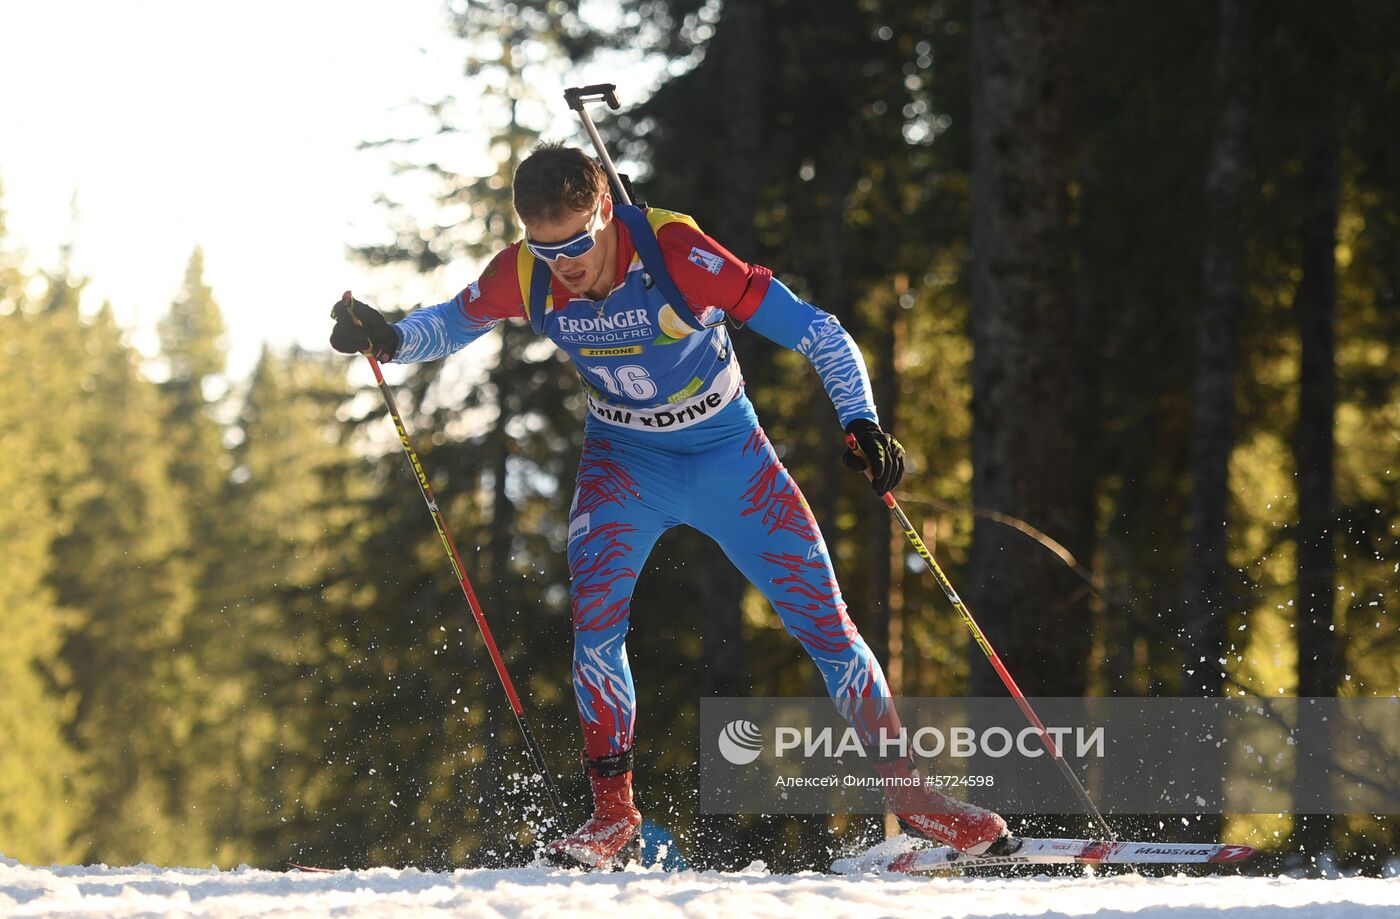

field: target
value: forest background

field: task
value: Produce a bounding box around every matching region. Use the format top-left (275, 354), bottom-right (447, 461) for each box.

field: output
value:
top-left (1, 0), bottom-right (1396, 874)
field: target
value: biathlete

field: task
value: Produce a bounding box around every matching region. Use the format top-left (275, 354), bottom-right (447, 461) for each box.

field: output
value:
top-left (330, 143), bottom-right (1009, 869)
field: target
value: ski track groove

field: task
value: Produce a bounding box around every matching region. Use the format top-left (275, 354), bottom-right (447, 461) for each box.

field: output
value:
top-left (2, 857), bottom-right (1399, 918)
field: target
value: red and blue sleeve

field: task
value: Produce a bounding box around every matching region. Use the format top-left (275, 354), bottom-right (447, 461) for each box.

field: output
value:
top-left (745, 279), bottom-right (880, 426)
top-left (391, 246), bottom-right (526, 363)
top-left (657, 222), bottom-right (878, 427)
top-left (655, 222), bottom-right (772, 321)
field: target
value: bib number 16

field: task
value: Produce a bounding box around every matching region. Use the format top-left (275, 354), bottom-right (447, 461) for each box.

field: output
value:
top-left (593, 364), bottom-right (657, 400)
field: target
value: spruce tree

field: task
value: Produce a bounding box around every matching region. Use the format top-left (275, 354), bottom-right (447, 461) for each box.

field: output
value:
top-left (0, 194), bottom-right (87, 863)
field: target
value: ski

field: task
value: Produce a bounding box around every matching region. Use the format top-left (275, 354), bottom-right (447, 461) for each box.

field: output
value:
top-left (286, 861), bottom-right (339, 874)
top-left (831, 835), bottom-right (1256, 874)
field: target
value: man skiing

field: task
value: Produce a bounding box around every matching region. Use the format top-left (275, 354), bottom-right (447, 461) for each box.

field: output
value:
top-left (330, 143), bottom-right (1009, 869)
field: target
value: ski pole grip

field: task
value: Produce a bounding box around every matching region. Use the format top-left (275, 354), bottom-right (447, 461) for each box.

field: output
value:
top-left (565, 83), bottom-right (620, 111)
top-left (340, 290), bottom-right (365, 336)
top-left (844, 433), bottom-right (871, 476)
top-left (338, 289), bottom-right (376, 357)
top-left (845, 433), bottom-right (896, 505)
top-left (331, 289), bottom-right (354, 321)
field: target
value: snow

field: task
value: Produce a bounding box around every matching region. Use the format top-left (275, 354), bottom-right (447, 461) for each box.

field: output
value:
top-left (3, 855), bottom-right (1399, 918)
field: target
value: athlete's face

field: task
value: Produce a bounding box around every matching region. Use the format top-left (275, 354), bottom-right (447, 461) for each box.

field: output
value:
top-left (522, 194), bottom-right (615, 297)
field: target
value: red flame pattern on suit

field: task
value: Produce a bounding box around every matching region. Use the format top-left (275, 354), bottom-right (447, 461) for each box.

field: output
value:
top-left (757, 551), bottom-right (859, 654)
top-left (574, 439), bottom-right (640, 515)
top-left (570, 521), bottom-right (640, 632)
top-left (739, 428), bottom-right (819, 539)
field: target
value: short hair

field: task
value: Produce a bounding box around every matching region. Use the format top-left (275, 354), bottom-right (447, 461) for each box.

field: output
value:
top-left (512, 143), bottom-right (608, 223)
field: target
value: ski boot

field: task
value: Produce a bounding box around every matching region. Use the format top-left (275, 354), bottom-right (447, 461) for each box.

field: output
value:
top-left (545, 748), bottom-right (643, 870)
top-left (874, 756), bottom-right (1017, 856)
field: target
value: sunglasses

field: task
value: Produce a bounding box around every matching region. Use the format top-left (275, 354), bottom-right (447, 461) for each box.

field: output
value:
top-left (525, 206), bottom-right (604, 262)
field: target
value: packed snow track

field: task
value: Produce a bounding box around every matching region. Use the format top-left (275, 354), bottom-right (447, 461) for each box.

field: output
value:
top-left (2, 856), bottom-right (1398, 918)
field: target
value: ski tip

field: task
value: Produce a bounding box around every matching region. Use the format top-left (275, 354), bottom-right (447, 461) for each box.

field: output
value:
top-left (286, 861), bottom-right (339, 874)
top-left (830, 835), bottom-right (929, 875)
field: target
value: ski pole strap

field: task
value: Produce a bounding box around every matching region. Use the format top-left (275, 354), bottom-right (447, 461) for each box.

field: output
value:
top-left (585, 748), bottom-right (634, 778)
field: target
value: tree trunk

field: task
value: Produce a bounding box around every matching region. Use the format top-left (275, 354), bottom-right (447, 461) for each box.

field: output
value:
top-left (480, 320), bottom-right (519, 848)
top-left (863, 297), bottom-right (897, 666)
top-left (1180, 0), bottom-right (1250, 844)
top-left (715, 0), bottom-right (762, 259)
top-left (815, 158), bottom-right (859, 618)
top-left (1292, 26), bottom-right (1341, 857)
top-left (968, 0), bottom-right (1087, 698)
top-left (694, 0), bottom-right (768, 704)
top-left (685, 2), bottom-right (769, 861)
top-left (1185, 0), bottom-right (1249, 700)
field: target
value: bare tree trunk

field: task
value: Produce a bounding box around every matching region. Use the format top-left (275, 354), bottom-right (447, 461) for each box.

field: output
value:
top-left (812, 156), bottom-right (861, 556)
top-left (715, 0), bottom-right (762, 258)
top-left (1293, 38), bottom-right (1341, 718)
top-left (968, 0), bottom-right (1087, 698)
top-left (885, 297), bottom-right (910, 700)
top-left (696, 0), bottom-right (768, 703)
top-left (1292, 28), bottom-right (1341, 857)
top-left (1185, 0), bottom-right (1249, 700)
top-left (697, 540), bottom-right (747, 699)
top-left (480, 320), bottom-right (519, 850)
top-left (863, 298), bottom-right (897, 665)
top-left (1071, 162), bottom-right (1106, 694)
top-left (1180, 0), bottom-right (1250, 844)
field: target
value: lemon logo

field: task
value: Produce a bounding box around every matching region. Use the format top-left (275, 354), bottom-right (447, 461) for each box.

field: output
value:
top-left (655, 304), bottom-right (695, 344)
top-left (718, 720), bottom-right (764, 765)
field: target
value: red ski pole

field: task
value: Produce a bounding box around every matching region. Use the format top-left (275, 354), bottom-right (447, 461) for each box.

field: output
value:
top-left (344, 291), bottom-right (567, 827)
top-left (847, 434), bottom-right (1117, 842)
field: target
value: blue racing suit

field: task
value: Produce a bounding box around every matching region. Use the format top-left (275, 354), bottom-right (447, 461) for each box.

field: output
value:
top-left (390, 205), bottom-right (897, 759)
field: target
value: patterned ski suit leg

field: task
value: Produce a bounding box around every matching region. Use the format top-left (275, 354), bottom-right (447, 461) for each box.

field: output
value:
top-left (690, 418), bottom-right (901, 748)
top-left (566, 435), bottom-right (676, 760)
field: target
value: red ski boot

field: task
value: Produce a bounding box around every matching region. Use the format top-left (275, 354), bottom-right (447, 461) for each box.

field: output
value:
top-left (875, 757), bottom-right (1012, 855)
top-left (545, 749), bottom-right (643, 870)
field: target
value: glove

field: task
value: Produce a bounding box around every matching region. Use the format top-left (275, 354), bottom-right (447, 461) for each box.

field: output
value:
top-left (330, 295), bottom-right (399, 361)
top-left (842, 419), bottom-right (905, 495)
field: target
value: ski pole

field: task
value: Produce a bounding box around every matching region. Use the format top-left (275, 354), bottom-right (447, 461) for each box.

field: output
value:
top-left (564, 84), bottom-right (633, 205)
top-left (847, 435), bottom-right (1118, 842)
top-left (343, 291), bottom-right (567, 827)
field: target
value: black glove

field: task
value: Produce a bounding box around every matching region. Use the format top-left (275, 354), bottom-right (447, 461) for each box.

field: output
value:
top-left (329, 296), bottom-right (399, 361)
top-left (842, 419), bottom-right (906, 495)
